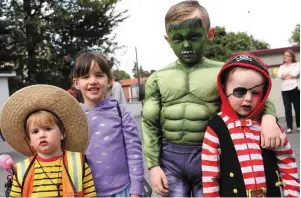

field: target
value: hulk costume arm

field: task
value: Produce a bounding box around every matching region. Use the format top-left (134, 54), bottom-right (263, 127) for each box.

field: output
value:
top-left (263, 98), bottom-right (277, 118)
top-left (142, 73), bottom-right (162, 169)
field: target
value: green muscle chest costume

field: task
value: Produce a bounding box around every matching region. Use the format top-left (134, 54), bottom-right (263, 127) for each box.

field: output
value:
top-left (142, 18), bottom-right (276, 169)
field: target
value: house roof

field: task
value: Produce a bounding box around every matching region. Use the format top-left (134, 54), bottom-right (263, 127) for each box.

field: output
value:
top-left (0, 71), bottom-right (16, 77)
top-left (120, 77), bottom-right (148, 87)
top-left (232, 46), bottom-right (300, 56)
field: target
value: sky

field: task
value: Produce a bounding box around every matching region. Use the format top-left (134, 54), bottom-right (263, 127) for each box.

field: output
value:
top-left (111, 0), bottom-right (300, 76)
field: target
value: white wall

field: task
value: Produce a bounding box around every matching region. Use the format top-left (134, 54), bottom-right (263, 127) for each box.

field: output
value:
top-left (270, 78), bottom-right (298, 118)
top-left (259, 51), bottom-right (300, 66)
top-left (270, 78), bottom-right (285, 118)
top-left (0, 78), bottom-right (9, 111)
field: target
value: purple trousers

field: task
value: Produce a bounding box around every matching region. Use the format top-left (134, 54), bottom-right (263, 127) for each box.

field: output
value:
top-left (161, 141), bottom-right (203, 197)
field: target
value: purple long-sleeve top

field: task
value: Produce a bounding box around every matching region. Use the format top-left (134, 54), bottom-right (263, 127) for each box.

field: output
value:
top-left (81, 97), bottom-right (144, 196)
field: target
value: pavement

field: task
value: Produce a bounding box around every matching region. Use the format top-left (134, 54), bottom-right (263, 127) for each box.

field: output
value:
top-left (0, 116), bottom-right (299, 197)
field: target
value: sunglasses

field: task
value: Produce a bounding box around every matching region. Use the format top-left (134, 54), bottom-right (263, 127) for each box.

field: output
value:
top-left (227, 83), bottom-right (265, 98)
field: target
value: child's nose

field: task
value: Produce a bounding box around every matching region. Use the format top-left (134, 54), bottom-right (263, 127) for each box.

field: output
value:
top-left (89, 76), bottom-right (97, 84)
top-left (183, 40), bottom-right (191, 48)
top-left (39, 131), bottom-right (47, 138)
top-left (244, 91), bottom-right (252, 101)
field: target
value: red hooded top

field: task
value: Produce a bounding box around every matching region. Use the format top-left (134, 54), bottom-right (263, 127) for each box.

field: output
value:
top-left (217, 53), bottom-right (272, 120)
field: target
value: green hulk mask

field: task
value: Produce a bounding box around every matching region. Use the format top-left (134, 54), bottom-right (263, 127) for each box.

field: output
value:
top-left (167, 18), bottom-right (208, 66)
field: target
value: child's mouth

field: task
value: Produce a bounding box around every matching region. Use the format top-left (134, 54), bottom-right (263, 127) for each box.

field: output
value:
top-left (241, 105), bottom-right (252, 110)
top-left (39, 141), bottom-right (48, 146)
top-left (88, 87), bottom-right (100, 93)
top-left (181, 50), bottom-right (197, 59)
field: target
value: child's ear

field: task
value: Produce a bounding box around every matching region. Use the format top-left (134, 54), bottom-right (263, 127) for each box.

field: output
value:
top-left (60, 131), bottom-right (65, 141)
top-left (72, 78), bottom-right (80, 90)
top-left (164, 35), bottom-right (171, 46)
top-left (207, 27), bottom-right (215, 41)
top-left (108, 78), bottom-right (113, 85)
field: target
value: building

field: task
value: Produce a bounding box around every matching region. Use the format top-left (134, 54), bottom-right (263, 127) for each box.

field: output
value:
top-left (0, 68), bottom-right (16, 141)
top-left (120, 77), bottom-right (148, 102)
top-left (0, 71), bottom-right (16, 111)
top-left (233, 45), bottom-right (300, 73)
top-left (233, 46), bottom-right (300, 117)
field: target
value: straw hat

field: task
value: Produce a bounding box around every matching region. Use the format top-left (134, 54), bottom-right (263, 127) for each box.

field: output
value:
top-left (0, 85), bottom-right (89, 156)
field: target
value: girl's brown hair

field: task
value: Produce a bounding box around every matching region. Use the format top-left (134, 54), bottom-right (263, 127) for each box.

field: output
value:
top-left (72, 51), bottom-right (112, 80)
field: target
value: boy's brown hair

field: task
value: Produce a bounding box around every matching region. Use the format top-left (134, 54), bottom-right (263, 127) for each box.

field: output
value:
top-left (165, 0), bottom-right (211, 32)
top-left (25, 110), bottom-right (65, 137)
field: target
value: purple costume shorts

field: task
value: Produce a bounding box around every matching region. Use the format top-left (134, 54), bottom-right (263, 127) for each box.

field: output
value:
top-left (160, 141), bottom-right (203, 197)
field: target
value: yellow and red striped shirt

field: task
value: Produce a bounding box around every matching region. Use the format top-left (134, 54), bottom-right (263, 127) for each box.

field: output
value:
top-left (10, 154), bottom-right (96, 197)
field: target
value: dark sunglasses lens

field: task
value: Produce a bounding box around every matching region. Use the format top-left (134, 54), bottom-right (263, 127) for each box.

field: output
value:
top-left (233, 87), bottom-right (247, 98)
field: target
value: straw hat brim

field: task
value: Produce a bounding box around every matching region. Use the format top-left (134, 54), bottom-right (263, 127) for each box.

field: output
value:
top-left (0, 85), bottom-right (89, 156)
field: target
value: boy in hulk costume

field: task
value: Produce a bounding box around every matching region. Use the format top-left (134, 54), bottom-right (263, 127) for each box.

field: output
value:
top-left (142, 1), bottom-right (285, 197)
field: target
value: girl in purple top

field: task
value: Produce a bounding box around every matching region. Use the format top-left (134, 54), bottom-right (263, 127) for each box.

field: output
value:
top-left (71, 51), bottom-right (144, 197)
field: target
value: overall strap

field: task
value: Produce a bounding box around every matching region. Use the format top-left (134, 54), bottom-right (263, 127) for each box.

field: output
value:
top-left (63, 150), bottom-right (84, 196)
top-left (15, 156), bottom-right (35, 196)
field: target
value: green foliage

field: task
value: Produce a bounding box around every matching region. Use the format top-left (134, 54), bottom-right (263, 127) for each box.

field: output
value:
top-left (205, 26), bottom-right (270, 62)
top-left (118, 70), bottom-right (131, 80)
top-left (132, 62), bottom-right (155, 78)
top-left (0, 0), bottom-right (128, 93)
top-left (289, 24), bottom-right (300, 45)
top-left (112, 69), bottom-right (130, 80)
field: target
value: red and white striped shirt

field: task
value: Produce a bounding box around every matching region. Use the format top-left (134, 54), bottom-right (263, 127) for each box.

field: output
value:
top-left (202, 112), bottom-right (300, 197)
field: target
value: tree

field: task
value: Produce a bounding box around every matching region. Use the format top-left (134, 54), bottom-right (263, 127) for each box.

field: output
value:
top-left (112, 69), bottom-right (130, 80)
top-left (50, 0), bottom-right (128, 89)
top-left (118, 70), bottom-right (131, 80)
top-left (132, 62), bottom-right (156, 78)
top-left (253, 39), bottom-right (270, 50)
top-left (1, 0), bottom-right (128, 93)
top-left (205, 26), bottom-right (270, 62)
top-left (0, 1), bottom-right (11, 65)
top-left (289, 24), bottom-right (300, 46)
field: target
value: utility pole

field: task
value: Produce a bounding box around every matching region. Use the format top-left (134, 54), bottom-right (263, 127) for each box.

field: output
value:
top-left (135, 47), bottom-right (141, 101)
top-left (135, 47), bottom-right (144, 115)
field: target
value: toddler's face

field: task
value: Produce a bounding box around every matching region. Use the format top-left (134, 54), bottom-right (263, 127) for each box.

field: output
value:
top-left (225, 69), bottom-right (265, 118)
top-left (28, 121), bottom-right (64, 157)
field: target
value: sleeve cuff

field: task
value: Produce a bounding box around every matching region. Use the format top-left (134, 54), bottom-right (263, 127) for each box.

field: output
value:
top-left (130, 180), bottom-right (144, 196)
top-left (146, 160), bottom-right (160, 170)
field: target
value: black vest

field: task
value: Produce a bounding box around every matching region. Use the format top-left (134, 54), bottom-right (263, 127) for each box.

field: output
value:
top-left (208, 115), bottom-right (282, 197)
